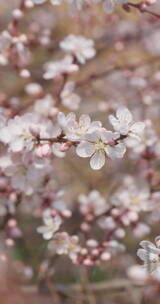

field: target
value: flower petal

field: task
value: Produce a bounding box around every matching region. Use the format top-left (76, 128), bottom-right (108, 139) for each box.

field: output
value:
top-left (116, 106), bottom-right (133, 123)
top-left (106, 143), bottom-right (126, 160)
top-left (76, 142), bottom-right (95, 158)
top-left (130, 122), bottom-right (145, 134)
top-left (90, 151), bottom-right (105, 170)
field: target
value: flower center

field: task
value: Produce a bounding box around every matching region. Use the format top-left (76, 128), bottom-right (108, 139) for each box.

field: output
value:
top-left (95, 140), bottom-right (105, 152)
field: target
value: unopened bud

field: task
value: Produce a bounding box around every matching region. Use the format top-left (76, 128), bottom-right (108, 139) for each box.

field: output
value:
top-left (61, 209), bottom-right (72, 218)
top-left (19, 69), bottom-right (31, 78)
top-left (12, 9), bottom-right (24, 20)
top-left (100, 252), bottom-right (111, 261)
top-left (86, 239), bottom-right (98, 248)
top-left (35, 144), bottom-right (51, 158)
top-left (25, 0), bottom-right (34, 8)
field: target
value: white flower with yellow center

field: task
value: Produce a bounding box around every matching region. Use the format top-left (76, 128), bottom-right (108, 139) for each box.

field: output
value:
top-left (76, 129), bottom-right (126, 170)
top-left (109, 106), bottom-right (145, 140)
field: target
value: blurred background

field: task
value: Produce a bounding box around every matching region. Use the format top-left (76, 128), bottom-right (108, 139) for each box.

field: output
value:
top-left (0, 0), bottom-right (160, 303)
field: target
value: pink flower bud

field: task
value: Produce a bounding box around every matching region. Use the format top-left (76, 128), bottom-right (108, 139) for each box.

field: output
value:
top-left (12, 9), bottom-right (24, 20)
top-left (7, 219), bottom-right (17, 228)
top-left (29, 124), bottom-right (40, 137)
top-left (50, 107), bottom-right (59, 117)
top-left (100, 252), bottom-right (111, 261)
top-left (91, 249), bottom-right (99, 256)
top-left (127, 211), bottom-right (138, 222)
top-left (83, 258), bottom-right (93, 266)
top-left (111, 208), bottom-right (121, 217)
top-left (49, 209), bottom-right (57, 216)
top-left (80, 248), bottom-right (88, 255)
top-left (25, 0), bottom-right (34, 8)
top-left (5, 238), bottom-right (14, 247)
top-left (86, 239), bottom-right (98, 248)
top-left (9, 192), bottom-right (17, 203)
top-left (114, 228), bottom-right (125, 238)
top-left (80, 222), bottom-right (91, 232)
top-left (19, 69), bottom-right (31, 78)
top-left (85, 214), bottom-right (94, 221)
top-left (61, 209), bottom-right (72, 218)
top-left (60, 143), bottom-right (70, 152)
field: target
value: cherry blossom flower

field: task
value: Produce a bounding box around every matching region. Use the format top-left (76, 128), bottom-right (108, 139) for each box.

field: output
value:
top-left (37, 209), bottom-right (62, 240)
top-left (78, 190), bottom-right (108, 216)
top-left (60, 34), bottom-right (96, 64)
top-left (43, 55), bottom-right (79, 79)
top-left (111, 184), bottom-right (152, 212)
top-left (126, 119), bottom-right (159, 154)
top-left (48, 232), bottom-right (80, 260)
top-left (109, 106), bottom-right (145, 140)
top-left (0, 113), bottom-right (59, 153)
top-left (2, 154), bottom-right (51, 195)
top-left (76, 129), bottom-right (126, 170)
top-left (60, 81), bottom-right (81, 110)
top-left (58, 112), bottom-right (101, 141)
top-left (137, 237), bottom-right (160, 274)
top-left (34, 94), bottom-right (57, 117)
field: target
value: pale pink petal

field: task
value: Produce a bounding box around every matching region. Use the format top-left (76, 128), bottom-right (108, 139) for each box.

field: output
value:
top-left (130, 122), bottom-right (145, 134)
top-left (90, 151), bottom-right (105, 170)
top-left (79, 114), bottom-right (91, 128)
top-left (76, 142), bottom-right (95, 157)
top-left (116, 106), bottom-right (133, 123)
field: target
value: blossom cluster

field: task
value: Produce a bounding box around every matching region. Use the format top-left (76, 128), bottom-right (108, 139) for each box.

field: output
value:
top-left (0, 106), bottom-right (145, 171)
top-left (0, 0), bottom-right (160, 295)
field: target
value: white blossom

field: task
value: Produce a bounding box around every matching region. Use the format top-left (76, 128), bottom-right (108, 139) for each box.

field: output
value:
top-left (60, 81), bottom-right (81, 110)
top-left (76, 129), bottom-right (126, 170)
top-left (0, 113), bottom-right (57, 153)
top-left (111, 182), bottom-right (152, 212)
top-left (43, 55), bottom-right (79, 79)
top-left (37, 209), bottom-right (62, 240)
top-left (137, 237), bottom-right (160, 274)
top-left (60, 34), bottom-right (96, 64)
top-left (78, 190), bottom-right (108, 216)
top-left (58, 112), bottom-right (101, 141)
top-left (34, 94), bottom-right (56, 117)
top-left (109, 106), bottom-right (145, 140)
top-left (3, 154), bottom-right (51, 195)
top-left (48, 232), bottom-right (80, 260)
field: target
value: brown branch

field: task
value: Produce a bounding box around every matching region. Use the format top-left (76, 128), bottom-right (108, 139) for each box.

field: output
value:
top-left (124, 2), bottom-right (160, 20)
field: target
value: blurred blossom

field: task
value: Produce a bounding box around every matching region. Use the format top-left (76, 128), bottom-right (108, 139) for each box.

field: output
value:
top-left (127, 264), bottom-right (148, 284)
top-left (48, 232), bottom-right (81, 261)
top-left (103, 0), bottom-right (128, 14)
top-left (60, 35), bottom-right (96, 64)
top-left (137, 237), bottom-right (160, 274)
top-left (37, 208), bottom-right (62, 240)
top-left (78, 190), bottom-right (108, 216)
top-left (60, 81), bottom-right (81, 110)
top-left (43, 55), bottom-right (79, 79)
top-left (109, 106), bottom-right (145, 140)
